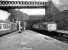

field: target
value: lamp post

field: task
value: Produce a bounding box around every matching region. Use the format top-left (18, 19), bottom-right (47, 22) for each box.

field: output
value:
top-left (14, 10), bottom-right (28, 33)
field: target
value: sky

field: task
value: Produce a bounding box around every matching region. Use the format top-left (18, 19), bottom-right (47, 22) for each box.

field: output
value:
top-left (15, 9), bottom-right (45, 15)
top-left (0, 9), bottom-right (45, 20)
top-left (52, 0), bottom-right (68, 11)
top-left (52, 0), bottom-right (60, 5)
top-left (0, 10), bottom-right (10, 21)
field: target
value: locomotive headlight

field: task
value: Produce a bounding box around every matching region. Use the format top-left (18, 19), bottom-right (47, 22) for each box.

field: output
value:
top-left (47, 23), bottom-right (57, 31)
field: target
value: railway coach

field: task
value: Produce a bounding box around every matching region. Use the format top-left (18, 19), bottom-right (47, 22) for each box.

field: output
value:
top-left (0, 20), bottom-right (17, 35)
top-left (0, 9), bottom-right (17, 35)
top-left (32, 22), bottom-right (57, 32)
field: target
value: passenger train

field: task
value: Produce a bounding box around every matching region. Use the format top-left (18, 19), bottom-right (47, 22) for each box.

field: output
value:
top-left (32, 22), bottom-right (57, 31)
top-left (0, 9), bottom-right (18, 35)
top-left (0, 20), bottom-right (17, 35)
top-left (32, 22), bottom-right (68, 37)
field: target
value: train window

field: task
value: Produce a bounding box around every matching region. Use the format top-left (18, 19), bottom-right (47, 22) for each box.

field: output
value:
top-left (7, 24), bottom-right (10, 28)
top-left (0, 26), bottom-right (1, 29)
top-left (3, 24), bottom-right (5, 29)
top-left (4, 24), bottom-right (7, 29)
top-left (5, 24), bottom-right (7, 28)
top-left (2, 23), bottom-right (10, 29)
top-left (0, 24), bottom-right (2, 29)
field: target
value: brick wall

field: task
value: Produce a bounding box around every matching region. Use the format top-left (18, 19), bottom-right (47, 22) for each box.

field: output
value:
top-left (46, 1), bottom-right (60, 22)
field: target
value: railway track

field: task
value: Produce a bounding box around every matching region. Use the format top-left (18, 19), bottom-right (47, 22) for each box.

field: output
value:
top-left (31, 28), bottom-right (68, 43)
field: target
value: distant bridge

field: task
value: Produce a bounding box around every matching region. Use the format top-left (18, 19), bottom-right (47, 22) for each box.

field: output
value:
top-left (0, 1), bottom-right (49, 8)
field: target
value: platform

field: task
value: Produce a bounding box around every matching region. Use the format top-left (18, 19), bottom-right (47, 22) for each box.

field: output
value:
top-left (0, 30), bottom-right (68, 50)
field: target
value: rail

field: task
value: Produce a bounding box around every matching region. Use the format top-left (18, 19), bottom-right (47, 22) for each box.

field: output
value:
top-left (56, 30), bottom-right (68, 34)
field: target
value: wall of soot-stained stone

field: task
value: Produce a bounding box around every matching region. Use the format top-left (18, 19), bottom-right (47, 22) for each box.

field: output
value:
top-left (46, 0), bottom-right (68, 30)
